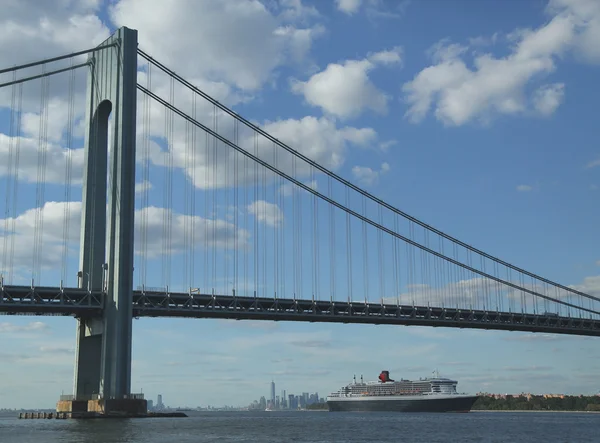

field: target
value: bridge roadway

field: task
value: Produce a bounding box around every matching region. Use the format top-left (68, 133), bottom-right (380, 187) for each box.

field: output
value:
top-left (1, 284), bottom-right (599, 337)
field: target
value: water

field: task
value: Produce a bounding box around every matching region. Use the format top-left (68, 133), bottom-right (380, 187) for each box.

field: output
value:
top-left (1, 411), bottom-right (598, 442)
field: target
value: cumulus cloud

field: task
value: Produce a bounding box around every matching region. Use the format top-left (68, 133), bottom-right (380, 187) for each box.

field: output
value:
top-left (0, 134), bottom-right (84, 184)
top-left (110, 0), bottom-right (324, 91)
top-left (0, 1), bottom-right (109, 67)
top-left (135, 180), bottom-right (152, 194)
top-left (516, 184), bottom-right (533, 192)
top-left (335, 0), bottom-right (407, 19)
top-left (351, 162), bottom-right (390, 186)
top-left (402, 0), bottom-right (600, 125)
top-left (335, 0), bottom-right (362, 15)
top-left (586, 158), bottom-right (600, 169)
top-left (0, 201), bottom-right (250, 279)
top-left (380, 273), bottom-right (599, 316)
top-left (248, 200), bottom-right (284, 227)
top-left (291, 47), bottom-right (402, 119)
top-left (279, 180), bottom-right (317, 197)
top-left (0, 322), bottom-right (49, 333)
top-left (532, 83), bottom-right (565, 116)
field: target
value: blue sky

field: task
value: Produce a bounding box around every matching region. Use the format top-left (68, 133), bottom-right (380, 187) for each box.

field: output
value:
top-left (0, 0), bottom-right (599, 409)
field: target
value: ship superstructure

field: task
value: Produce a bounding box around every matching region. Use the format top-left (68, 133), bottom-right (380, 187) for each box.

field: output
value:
top-left (326, 370), bottom-right (478, 412)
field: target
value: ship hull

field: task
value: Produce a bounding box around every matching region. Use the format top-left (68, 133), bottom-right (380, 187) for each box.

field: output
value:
top-left (327, 395), bottom-right (478, 413)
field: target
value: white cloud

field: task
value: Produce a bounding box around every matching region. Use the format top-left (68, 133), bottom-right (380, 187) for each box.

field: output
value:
top-left (368, 47), bottom-right (403, 65)
top-left (548, 0), bottom-right (600, 64)
top-left (378, 140), bottom-right (397, 152)
top-left (569, 275), bottom-right (600, 297)
top-left (516, 184), bottom-right (533, 192)
top-left (0, 322), bottom-right (49, 333)
top-left (248, 200), bottom-right (284, 227)
top-left (351, 162), bottom-right (390, 186)
top-left (335, 0), bottom-right (407, 19)
top-left (0, 134), bottom-right (84, 184)
top-left (110, 0), bottom-right (324, 91)
top-left (335, 0), bottom-right (362, 15)
top-left (291, 47), bottom-right (402, 119)
top-left (586, 158), bottom-right (600, 169)
top-left (402, 0), bottom-right (600, 125)
top-left (135, 180), bottom-right (153, 194)
top-left (533, 83), bottom-right (565, 115)
top-left (0, 1), bottom-right (109, 68)
top-left (0, 202), bottom-right (250, 279)
top-left (279, 179), bottom-right (317, 197)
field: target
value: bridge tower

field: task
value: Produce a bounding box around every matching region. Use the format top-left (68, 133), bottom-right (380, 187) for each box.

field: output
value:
top-left (58, 26), bottom-right (143, 415)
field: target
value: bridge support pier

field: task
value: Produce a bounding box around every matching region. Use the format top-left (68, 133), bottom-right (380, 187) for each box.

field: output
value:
top-left (58, 26), bottom-right (142, 416)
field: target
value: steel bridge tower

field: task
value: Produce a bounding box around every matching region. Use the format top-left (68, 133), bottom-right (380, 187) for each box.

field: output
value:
top-left (59, 26), bottom-right (143, 415)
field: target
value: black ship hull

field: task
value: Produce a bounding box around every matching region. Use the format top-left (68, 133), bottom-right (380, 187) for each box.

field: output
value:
top-left (327, 395), bottom-right (479, 412)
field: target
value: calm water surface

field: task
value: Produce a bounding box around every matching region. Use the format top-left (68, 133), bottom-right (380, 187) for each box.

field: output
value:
top-left (0, 411), bottom-right (598, 442)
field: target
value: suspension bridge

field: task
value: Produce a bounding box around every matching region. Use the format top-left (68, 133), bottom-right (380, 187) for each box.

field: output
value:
top-left (0, 27), bottom-right (598, 414)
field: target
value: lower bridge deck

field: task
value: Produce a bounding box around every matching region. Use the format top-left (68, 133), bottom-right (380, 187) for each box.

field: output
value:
top-left (1, 285), bottom-right (599, 337)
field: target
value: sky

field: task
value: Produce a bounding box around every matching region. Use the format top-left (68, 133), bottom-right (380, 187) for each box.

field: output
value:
top-left (1, 0), bottom-right (600, 409)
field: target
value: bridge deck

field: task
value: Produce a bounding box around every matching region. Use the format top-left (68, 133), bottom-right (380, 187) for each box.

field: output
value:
top-left (1, 285), bottom-right (598, 337)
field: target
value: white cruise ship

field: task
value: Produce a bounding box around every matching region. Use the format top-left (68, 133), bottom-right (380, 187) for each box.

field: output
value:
top-left (326, 370), bottom-right (478, 412)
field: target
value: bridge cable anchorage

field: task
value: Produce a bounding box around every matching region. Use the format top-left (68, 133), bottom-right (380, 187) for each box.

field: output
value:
top-left (137, 49), bottom-right (598, 305)
top-left (137, 83), bottom-right (600, 317)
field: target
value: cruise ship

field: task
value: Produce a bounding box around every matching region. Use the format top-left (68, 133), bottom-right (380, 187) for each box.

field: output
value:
top-left (326, 370), bottom-right (478, 412)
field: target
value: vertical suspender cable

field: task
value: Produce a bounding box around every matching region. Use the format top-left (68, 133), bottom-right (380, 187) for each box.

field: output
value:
top-left (8, 84), bottom-right (23, 283)
top-left (2, 71), bottom-right (17, 280)
top-left (33, 70), bottom-right (50, 283)
top-left (140, 61), bottom-right (152, 287)
top-left (273, 142), bottom-right (278, 298)
top-left (61, 62), bottom-right (76, 284)
top-left (191, 93), bottom-right (197, 291)
top-left (212, 106), bottom-right (218, 292)
top-left (244, 143), bottom-right (248, 296)
top-left (184, 107), bottom-right (190, 290)
top-left (345, 187), bottom-right (352, 302)
top-left (253, 132), bottom-right (258, 296)
top-left (204, 131), bottom-right (209, 293)
top-left (329, 176), bottom-right (335, 301)
top-left (224, 118), bottom-right (230, 294)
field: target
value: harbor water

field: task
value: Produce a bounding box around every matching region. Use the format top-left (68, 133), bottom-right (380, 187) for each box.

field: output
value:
top-left (1, 410), bottom-right (598, 442)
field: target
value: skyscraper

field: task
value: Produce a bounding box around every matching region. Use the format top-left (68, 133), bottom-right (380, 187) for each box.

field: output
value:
top-left (270, 381), bottom-right (276, 406)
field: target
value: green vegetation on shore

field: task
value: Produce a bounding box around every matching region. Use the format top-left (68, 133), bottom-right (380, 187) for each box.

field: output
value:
top-left (473, 395), bottom-right (600, 412)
